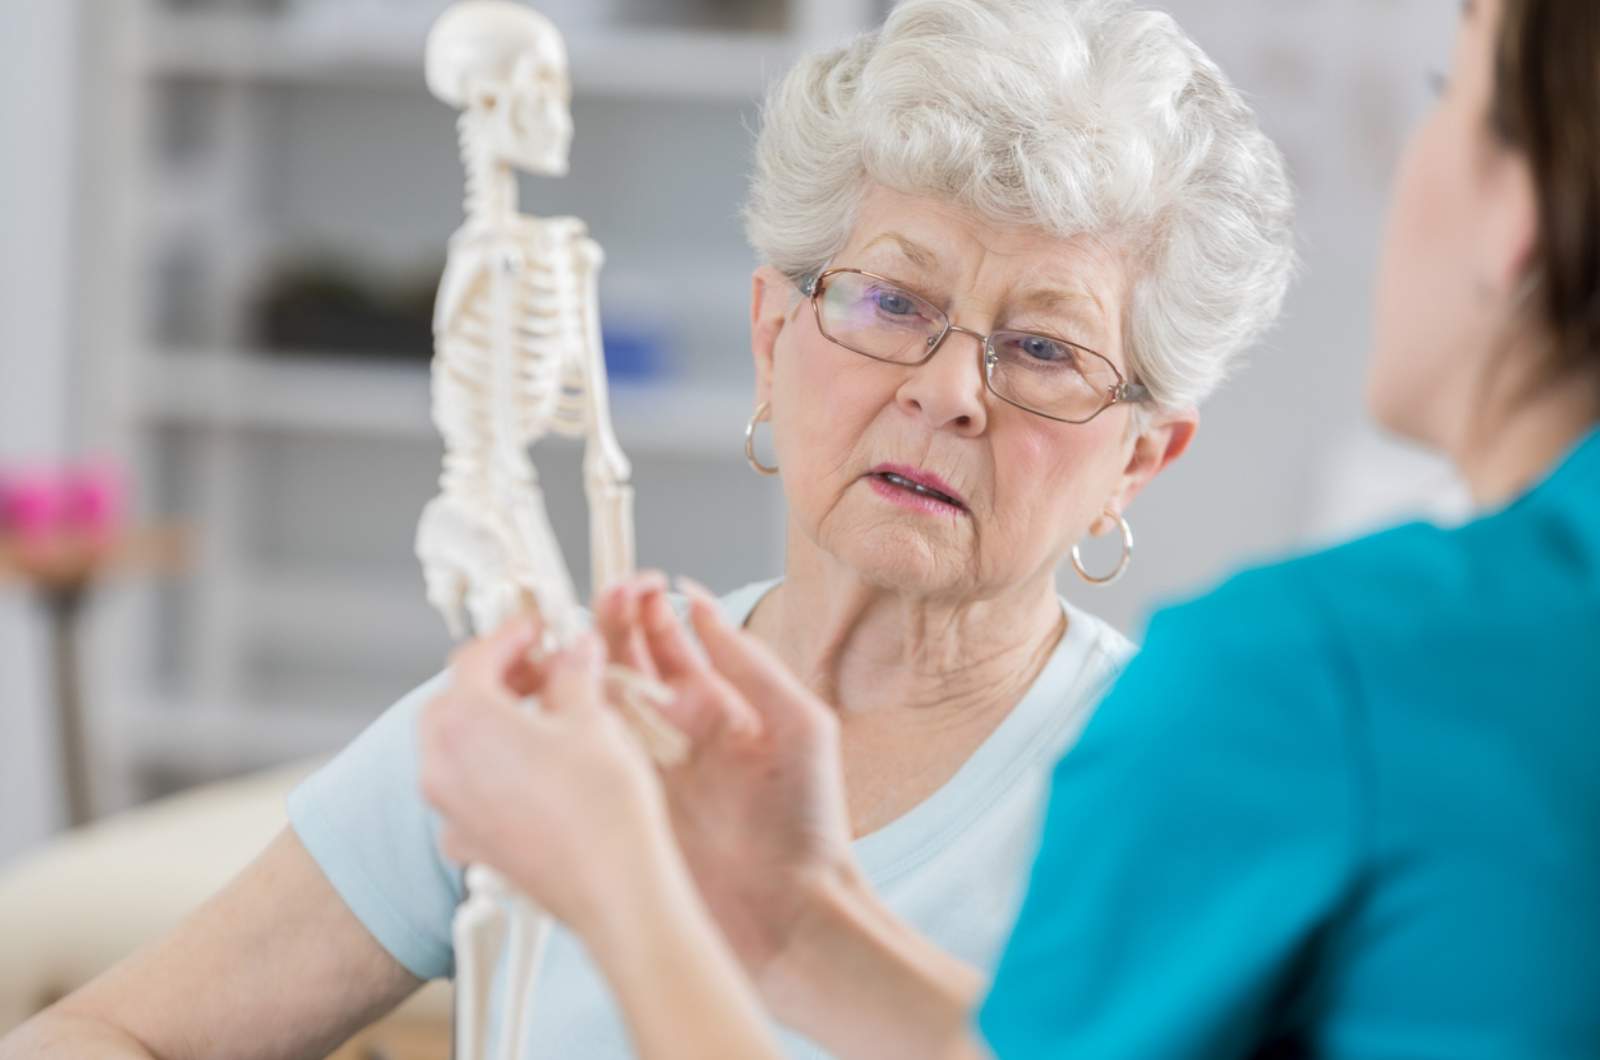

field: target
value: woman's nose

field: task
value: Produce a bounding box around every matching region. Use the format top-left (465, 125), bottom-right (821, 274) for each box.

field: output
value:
top-left (894, 327), bottom-right (989, 436)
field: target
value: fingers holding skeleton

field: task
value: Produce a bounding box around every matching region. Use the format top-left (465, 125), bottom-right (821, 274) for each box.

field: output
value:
top-left (448, 612), bottom-right (549, 704)
top-left (594, 570), bottom-right (668, 679)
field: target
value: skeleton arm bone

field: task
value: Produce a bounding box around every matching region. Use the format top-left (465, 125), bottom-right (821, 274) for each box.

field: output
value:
top-left (569, 236), bottom-right (636, 594)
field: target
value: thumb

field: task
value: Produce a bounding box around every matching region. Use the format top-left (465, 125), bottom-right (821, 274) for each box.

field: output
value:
top-left (681, 582), bottom-right (830, 734)
top-left (542, 633), bottom-right (605, 716)
top-left (453, 613), bottom-right (545, 700)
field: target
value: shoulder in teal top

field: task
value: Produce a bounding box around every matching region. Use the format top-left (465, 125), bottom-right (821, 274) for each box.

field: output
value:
top-left (980, 427), bottom-right (1600, 1059)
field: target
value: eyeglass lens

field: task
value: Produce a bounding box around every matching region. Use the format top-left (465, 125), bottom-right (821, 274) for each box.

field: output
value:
top-left (815, 271), bottom-right (1119, 423)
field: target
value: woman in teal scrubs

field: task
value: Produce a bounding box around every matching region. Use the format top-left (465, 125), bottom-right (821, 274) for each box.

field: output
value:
top-left (410, 0), bottom-right (1600, 1057)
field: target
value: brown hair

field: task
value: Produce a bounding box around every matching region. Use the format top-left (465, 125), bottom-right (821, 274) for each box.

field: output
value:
top-left (1489, 0), bottom-right (1600, 388)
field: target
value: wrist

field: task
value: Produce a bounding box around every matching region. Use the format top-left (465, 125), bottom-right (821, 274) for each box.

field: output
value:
top-left (577, 844), bottom-right (784, 1060)
top-left (757, 861), bottom-right (881, 1027)
top-left (574, 818), bottom-right (701, 972)
top-left (758, 862), bottom-right (984, 1060)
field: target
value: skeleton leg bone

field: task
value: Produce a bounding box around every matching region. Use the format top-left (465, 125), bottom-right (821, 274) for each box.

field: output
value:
top-left (453, 864), bottom-right (512, 1060)
top-left (497, 894), bottom-right (554, 1060)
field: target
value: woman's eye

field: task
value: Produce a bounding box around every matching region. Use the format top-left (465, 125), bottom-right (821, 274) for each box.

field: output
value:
top-left (872, 288), bottom-right (919, 316)
top-left (1014, 334), bottom-right (1072, 363)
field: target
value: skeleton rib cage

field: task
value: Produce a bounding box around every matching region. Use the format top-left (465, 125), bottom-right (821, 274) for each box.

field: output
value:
top-left (420, 217), bottom-right (608, 645)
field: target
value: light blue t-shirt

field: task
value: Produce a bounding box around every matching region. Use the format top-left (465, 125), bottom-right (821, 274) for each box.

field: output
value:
top-left (981, 426), bottom-right (1600, 1058)
top-left (289, 579), bottom-right (1131, 1058)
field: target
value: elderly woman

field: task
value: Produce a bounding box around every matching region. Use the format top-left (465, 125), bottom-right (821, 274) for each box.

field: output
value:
top-left (411, 0), bottom-right (1600, 1058)
top-left (0, 1), bottom-right (1290, 1058)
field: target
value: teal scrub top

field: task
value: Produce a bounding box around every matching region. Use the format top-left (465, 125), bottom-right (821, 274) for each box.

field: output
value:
top-left (980, 426), bottom-right (1600, 1059)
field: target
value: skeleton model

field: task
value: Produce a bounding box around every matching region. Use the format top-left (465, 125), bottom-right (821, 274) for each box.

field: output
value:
top-left (416, 4), bottom-right (687, 1057)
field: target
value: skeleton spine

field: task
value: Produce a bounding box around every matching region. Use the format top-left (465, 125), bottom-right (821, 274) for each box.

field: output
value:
top-left (459, 110), bottom-right (516, 222)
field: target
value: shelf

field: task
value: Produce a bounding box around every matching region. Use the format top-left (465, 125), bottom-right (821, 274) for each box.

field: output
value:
top-left (112, 699), bottom-right (380, 775)
top-left (138, 351), bottom-right (433, 437)
top-left (136, 350), bottom-right (756, 455)
top-left (238, 566), bottom-right (450, 660)
top-left (143, 10), bottom-right (798, 100)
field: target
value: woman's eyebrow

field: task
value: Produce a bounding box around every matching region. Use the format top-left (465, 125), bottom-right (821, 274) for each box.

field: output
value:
top-left (1013, 286), bottom-right (1107, 321)
top-left (859, 232), bottom-right (942, 273)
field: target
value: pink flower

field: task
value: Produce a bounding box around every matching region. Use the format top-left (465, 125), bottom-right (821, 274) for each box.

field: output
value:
top-left (0, 462), bottom-right (126, 543)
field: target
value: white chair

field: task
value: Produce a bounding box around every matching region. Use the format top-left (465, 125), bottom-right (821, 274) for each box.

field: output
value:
top-left (0, 761), bottom-right (452, 1058)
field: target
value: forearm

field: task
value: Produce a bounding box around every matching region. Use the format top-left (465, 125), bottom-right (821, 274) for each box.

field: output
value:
top-left (587, 852), bottom-right (783, 1060)
top-left (762, 867), bottom-right (992, 1060)
top-left (0, 1010), bottom-right (161, 1059)
top-left (1, 830), bottom-right (420, 1060)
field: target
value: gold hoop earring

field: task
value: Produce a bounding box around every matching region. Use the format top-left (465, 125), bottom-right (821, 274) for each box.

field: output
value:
top-left (745, 402), bottom-right (780, 476)
top-left (1072, 511), bottom-right (1133, 586)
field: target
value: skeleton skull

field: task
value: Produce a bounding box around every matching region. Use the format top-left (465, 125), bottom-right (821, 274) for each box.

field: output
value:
top-left (426, 1), bottom-right (574, 176)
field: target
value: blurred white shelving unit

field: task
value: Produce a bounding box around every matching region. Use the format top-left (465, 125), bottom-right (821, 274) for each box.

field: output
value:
top-left (83, 0), bottom-right (883, 802)
top-left (145, 8), bottom-right (807, 99)
top-left (136, 350), bottom-right (758, 450)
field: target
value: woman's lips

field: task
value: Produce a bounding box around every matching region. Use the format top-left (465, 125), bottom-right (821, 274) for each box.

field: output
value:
top-left (865, 464), bottom-right (969, 516)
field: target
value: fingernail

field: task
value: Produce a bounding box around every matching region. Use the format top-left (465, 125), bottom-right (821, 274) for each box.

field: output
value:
top-left (675, 575), bottom-right (717, 607)
top-left (559, 632), bottom-right (599, 672)
top-left (644, 587), bottom-right (674, 627)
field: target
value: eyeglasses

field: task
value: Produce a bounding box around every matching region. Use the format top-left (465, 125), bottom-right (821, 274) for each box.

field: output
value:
top-left (801, 267), bottom-right (1148, 425)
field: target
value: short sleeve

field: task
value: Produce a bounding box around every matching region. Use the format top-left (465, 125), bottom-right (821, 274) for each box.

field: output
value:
top-left (287, 671), bottom-right (464, 981)
top-left (978, 570), bottom-right (1366, 1059)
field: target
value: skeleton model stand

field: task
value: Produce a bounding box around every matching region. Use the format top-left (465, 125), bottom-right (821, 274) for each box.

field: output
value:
top-left (416, 5), bottom-right (687, 1057)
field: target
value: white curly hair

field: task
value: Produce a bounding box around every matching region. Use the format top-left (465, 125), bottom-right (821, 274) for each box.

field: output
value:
top-left (743, 0), bottom-right (1296, 410)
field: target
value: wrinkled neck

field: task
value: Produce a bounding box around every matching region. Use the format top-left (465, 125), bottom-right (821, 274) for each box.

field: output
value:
top-left (752, 535), bottom-right (1066, 722)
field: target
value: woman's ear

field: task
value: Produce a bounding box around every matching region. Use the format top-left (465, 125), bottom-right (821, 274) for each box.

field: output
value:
top-left (1094, 407), bottom-right (1198, 533)
top-left (750, 265), bottom-right (792, 407)
top-left (1479, 149), bottom-right (1540, 300)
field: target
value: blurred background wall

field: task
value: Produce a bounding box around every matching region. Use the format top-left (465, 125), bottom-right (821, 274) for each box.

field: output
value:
top-left (1, 0), bottom-right (1468, 864)
top-left (1, 1), bottom-right (90, 864)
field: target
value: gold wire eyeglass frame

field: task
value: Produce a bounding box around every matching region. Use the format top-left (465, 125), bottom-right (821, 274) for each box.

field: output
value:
top-left (801, 267), bottom-right (1149, 425)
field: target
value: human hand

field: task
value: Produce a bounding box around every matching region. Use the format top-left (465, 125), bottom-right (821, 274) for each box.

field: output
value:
top-left (594, 576), bottom-right (859, 982)
top-left (418, 617), bottom-right (680, 938)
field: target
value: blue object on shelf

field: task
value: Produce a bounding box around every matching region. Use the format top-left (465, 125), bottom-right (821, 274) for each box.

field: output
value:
top-left (603, 321), bottom-right (669, 379)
